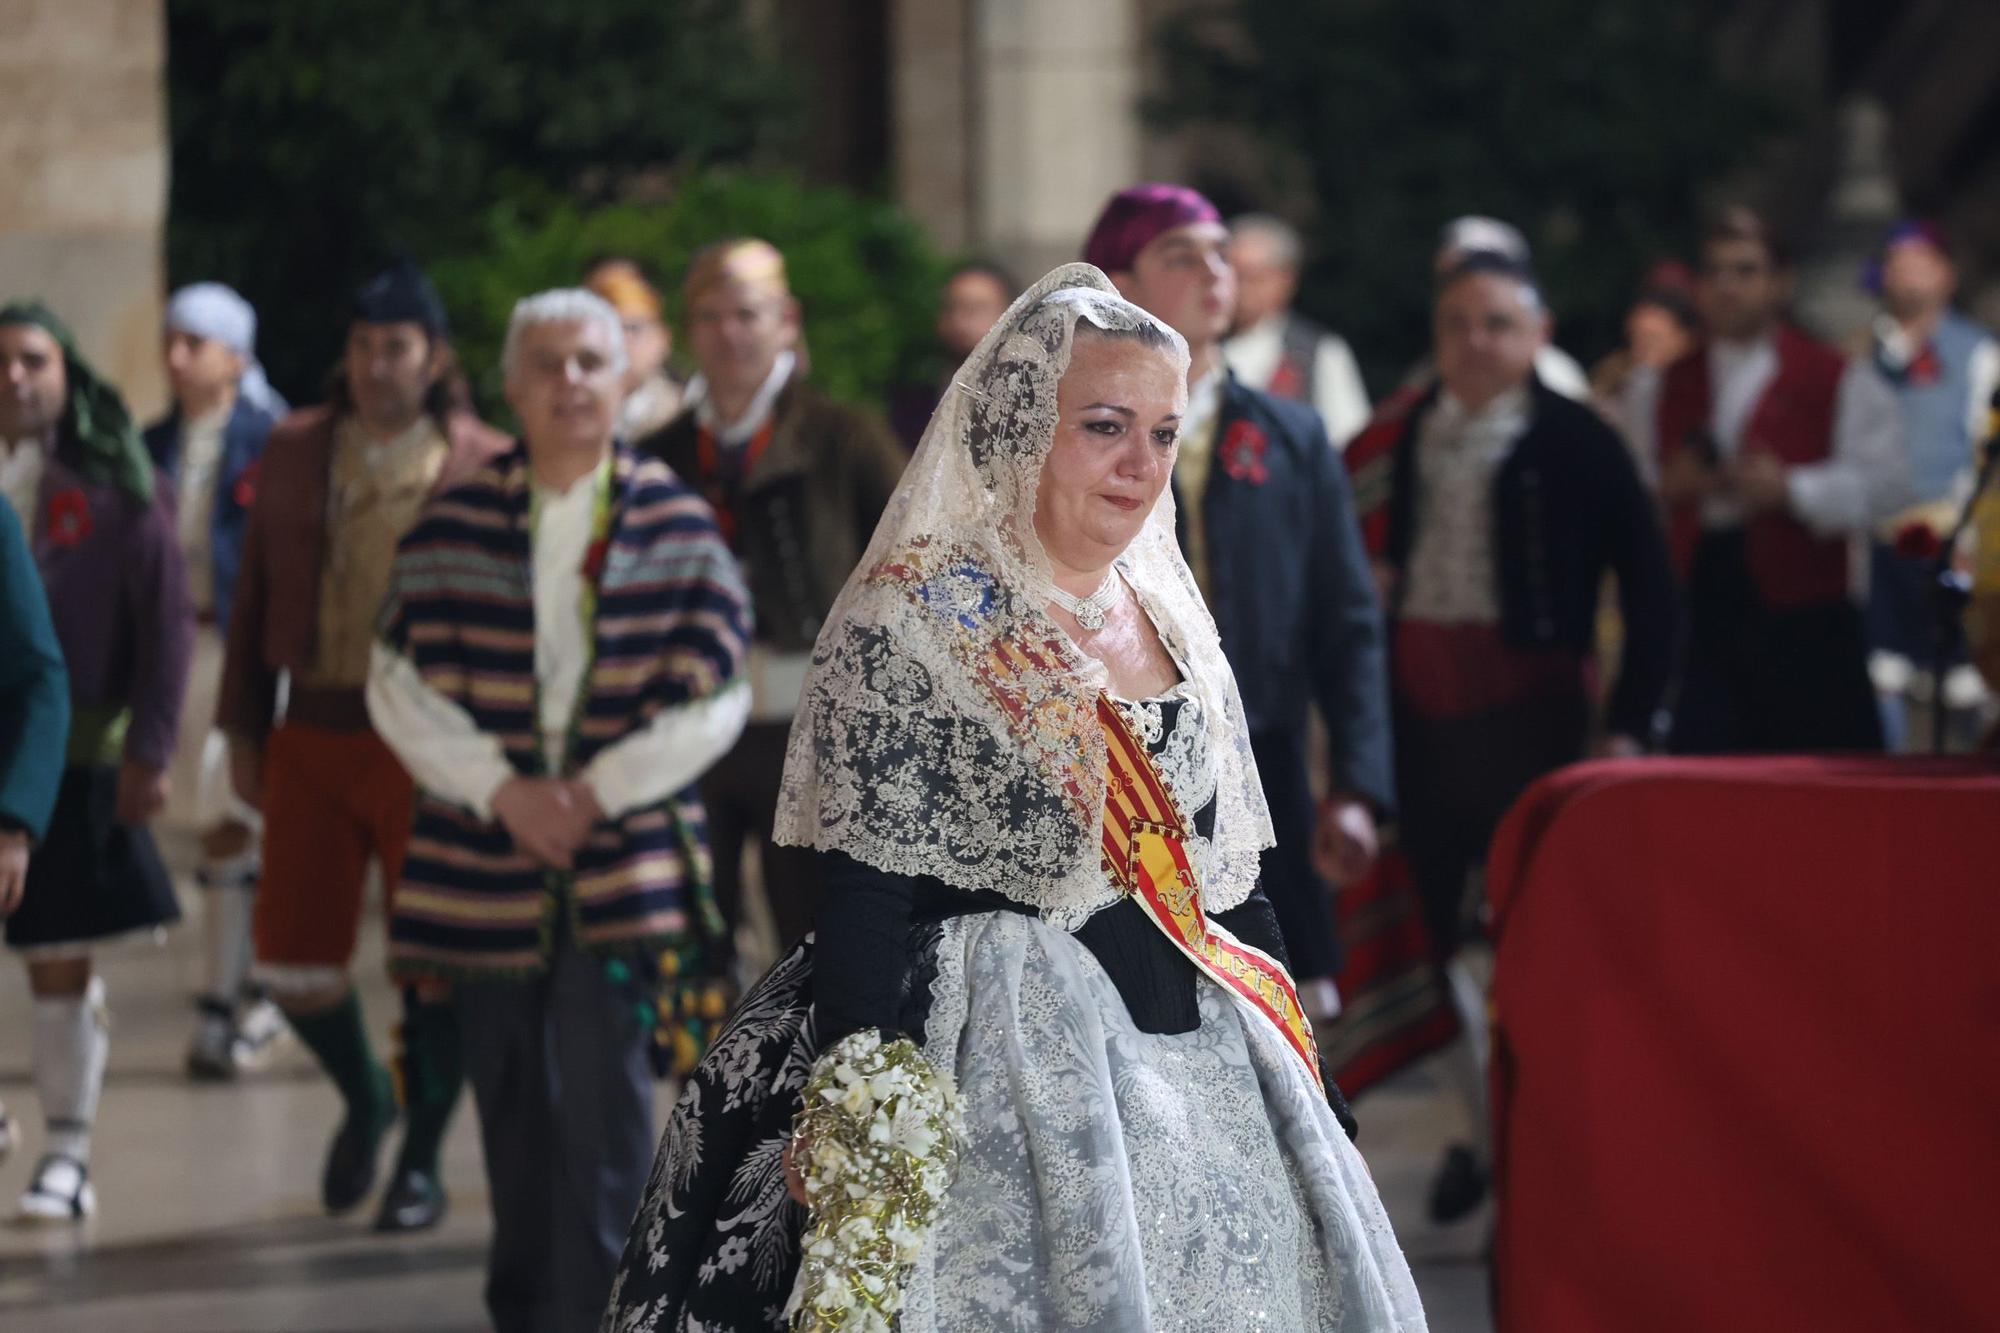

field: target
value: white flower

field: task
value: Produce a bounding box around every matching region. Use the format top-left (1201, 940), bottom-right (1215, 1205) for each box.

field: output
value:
top-left (844, 1030), bottom-right (881, 1057)
top-left (837, 1079), bottom-right (874, 1116)
top-left (889, 1105), bottom-right (938, 1158)
top-left (714, 1235), bottom-right (751, 1274)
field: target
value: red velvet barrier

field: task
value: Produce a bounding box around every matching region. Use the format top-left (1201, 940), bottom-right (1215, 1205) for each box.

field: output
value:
top-left (1486, 756), bottom-right (2000, 1333)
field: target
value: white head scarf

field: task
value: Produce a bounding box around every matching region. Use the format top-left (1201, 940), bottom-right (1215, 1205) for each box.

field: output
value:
top-left (773, 263), bottom-right (1272, 929)
top-left (165, 282), bottom-right (289, 417)
top-left (1437, 215), bottom-right (1530, 265)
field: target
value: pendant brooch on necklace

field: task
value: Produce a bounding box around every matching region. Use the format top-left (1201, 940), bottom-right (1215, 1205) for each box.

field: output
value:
top-left (1050, 568), bottom-right (1121, 631)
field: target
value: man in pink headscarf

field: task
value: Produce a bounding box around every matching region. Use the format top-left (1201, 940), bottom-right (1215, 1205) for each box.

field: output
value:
top-left (1083, 184), bottom-right (1392, 1027)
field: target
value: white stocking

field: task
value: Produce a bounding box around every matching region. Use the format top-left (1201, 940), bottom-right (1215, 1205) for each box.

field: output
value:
top-left (200, 880), bottom-right (257, 1005)
top-left (32, 975), bottom-right (109, 1163)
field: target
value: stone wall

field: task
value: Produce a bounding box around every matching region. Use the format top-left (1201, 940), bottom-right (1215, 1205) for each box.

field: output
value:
top-left (0, 0), bottom-right (168, 419)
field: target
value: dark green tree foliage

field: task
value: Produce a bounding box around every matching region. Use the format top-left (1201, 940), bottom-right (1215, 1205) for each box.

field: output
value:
top-left (429, 174), bottom-right (947, 416)
top-left (166, 0), bottom-right (793, 401)
top-left (1157, 0), bottom-right (1789, 391)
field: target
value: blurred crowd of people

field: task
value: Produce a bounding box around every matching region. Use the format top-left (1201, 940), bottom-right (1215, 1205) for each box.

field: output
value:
top-left (1, 179), bottom-right (1997, 1330)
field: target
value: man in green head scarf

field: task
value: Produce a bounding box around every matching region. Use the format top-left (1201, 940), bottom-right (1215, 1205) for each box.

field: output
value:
top-left (0, 301), bottom-right (153, 504)
top-left (1, 298), bottom-right (192, 1223)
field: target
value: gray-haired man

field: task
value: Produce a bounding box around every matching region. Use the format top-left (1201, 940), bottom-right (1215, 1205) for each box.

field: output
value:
top-left (1223, 213), bottom-right (1374, 448)
top-left (369, 290), bottom-right (750, 1333)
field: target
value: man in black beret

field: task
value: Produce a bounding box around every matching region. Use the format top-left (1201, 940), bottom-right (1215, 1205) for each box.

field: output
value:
top-left (220, 261), bottom-right (508, 1232)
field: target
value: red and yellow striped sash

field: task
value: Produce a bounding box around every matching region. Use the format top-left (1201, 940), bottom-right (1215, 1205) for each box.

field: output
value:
top-left (1097, 695), bottom-right (1324, 1092)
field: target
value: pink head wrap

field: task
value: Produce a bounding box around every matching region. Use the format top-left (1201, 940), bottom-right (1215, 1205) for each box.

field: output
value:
top-left (1082, 184), bottom-right (1224, 276)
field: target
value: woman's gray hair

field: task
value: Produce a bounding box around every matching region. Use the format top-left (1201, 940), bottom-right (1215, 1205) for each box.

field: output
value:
top-left (501, 288), bottom-right (628, 378)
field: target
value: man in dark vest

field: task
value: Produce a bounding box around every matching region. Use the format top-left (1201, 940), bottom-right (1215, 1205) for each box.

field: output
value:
top-left (1863, 219), bottom-right (1998, 749)
top-left (1635, 205), bottom-right (1911, 752)
top-left (1083, 184), bottom-right (1393, 1029)
top-left (1347, 250), bottom-right (1677, 1219)
top-left (1223, 213), bottom-right (1372, 450)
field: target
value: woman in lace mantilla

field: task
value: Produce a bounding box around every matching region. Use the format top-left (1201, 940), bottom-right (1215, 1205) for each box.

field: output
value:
top-left (603, 265), bottom-right (1427, 1333)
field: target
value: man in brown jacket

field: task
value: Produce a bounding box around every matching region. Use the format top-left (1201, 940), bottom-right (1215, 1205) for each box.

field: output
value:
top-left (641, 239), bottom-right (904, 961)
top-left (219, 262), bottom-right (507, 1233)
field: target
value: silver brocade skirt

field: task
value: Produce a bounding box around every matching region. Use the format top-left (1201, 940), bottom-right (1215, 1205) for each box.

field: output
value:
top-left (603, 911), bottom-right (1427, 1333)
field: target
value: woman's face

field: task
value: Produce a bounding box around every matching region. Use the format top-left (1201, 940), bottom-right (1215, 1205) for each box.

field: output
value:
top-left (1033, 330), bottom-right (1184, 573)
top-left (1626, 302), bottom-right (1693, 370)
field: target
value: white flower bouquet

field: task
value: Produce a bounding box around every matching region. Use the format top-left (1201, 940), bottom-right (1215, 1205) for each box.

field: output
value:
top-left (785, 1029), bottom-right (966, 1331)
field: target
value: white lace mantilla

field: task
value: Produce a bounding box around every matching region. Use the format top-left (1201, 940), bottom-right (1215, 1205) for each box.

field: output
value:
top-left (773, 264), bottom-right (1273, 929)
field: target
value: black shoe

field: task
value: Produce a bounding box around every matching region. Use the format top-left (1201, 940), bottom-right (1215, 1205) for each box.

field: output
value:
top-left (321, 1105), bottom-right (396, 1216)
top-left (1427, 1143), bottom-right (1490, 1224)
top-left (372, 1168), bottom-right (447, 1233)
top-left (186, 1000), bottom-right (239, 1082)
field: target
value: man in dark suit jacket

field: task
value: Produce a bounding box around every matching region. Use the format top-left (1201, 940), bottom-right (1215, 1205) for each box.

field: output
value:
top-left (1084, 185), bottom-right (1394, 1017)
top-left (641, 239), bottom-right (905, 960)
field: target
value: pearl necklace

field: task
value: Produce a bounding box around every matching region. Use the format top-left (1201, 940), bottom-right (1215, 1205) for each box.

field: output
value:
top-left (1049, 569), bottom-right (1122, 631)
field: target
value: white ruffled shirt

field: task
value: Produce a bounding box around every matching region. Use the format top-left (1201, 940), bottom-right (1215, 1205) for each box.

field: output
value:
top-left (366, 448), bottom-right (749, 822)
top-left (1399, 386), bottom-right (1531, 625)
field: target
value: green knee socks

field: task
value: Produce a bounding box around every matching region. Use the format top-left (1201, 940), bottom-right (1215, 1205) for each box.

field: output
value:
top-left (391, 990), bottom-right (464, 1180)
top-left (287, 990), bottom-right (395, 1135)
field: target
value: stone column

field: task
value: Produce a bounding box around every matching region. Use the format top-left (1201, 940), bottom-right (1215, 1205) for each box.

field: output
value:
top-left (0, 0), bottom-right (169, 419)
top-left (975, 0), bottom-right (1143, 277)
top-left (894, 0), bottom-right (1145, 278)
top-left (891, 0), bottom-right (975, 252)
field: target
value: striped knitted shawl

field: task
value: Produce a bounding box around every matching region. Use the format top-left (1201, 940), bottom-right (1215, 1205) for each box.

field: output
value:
top-left (377, 441), bottom-right (750, 977)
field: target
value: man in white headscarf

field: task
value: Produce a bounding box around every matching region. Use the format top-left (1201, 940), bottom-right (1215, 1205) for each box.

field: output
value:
top-left (142, 282), bottom-right (289, 1080)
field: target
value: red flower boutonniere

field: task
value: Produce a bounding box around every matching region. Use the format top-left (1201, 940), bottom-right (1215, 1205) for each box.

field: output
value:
top-left (1907, 344), bottom-right (1944, 387)
top-left (46, 488), bottom-right (92, 548)
top-left (1218, 420), bottom-right (1271, 486)
top-left (581, 536), bottom-right (611, 583)
top-left (1893, 520), bottom-right (1943, 562)
top-left (232, 459), bottom-right (260, 509)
